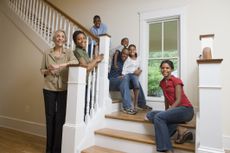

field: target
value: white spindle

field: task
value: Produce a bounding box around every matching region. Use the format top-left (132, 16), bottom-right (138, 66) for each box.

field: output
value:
top-left (71, 26), bottom-right (76, 50)
top-left (55, 13), bottom-right (59, 31)
top-left (51, 9), bottom-right (55, 36)
top-left (32, 0), bottom-right (35, 28)
top-left (17, 0), bottom-right (21, 17)
top-left (15, 0), bottom-right (18, 13)
top-left (23, 0), bottom-right (27, 21)
top-left (20, 0), bottom-right (24, 18)
top-left (47, 7), bottom-right (52, 42)
top-left (85, 73), bottom-right (92, 123)
top-left (90, 68), bottom-right (96, 116)
top-left (34, 0), bottom-right (39, 30)
top-left (25, 0), bottom-right (30, 23)
top-left (59, 16), bottom-right (63, 30)
top-left (36, 0), bottom-right (41, 31)
top-left (63, 18), bottom-right (67, 33)
top-left (95, 67), bottom-right (100, 110)
top-left (29, 0), bottom-right (32, 25)
top-left (40, 2), bottom-right (45, 35)
top-left (44, 6), bottom-right (49, 40)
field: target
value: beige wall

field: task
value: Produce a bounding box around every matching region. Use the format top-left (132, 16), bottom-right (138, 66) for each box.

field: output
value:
top-left (0, 12), bottom-right (45, 129)
top-left (48, 0), bottom-right (230, 145)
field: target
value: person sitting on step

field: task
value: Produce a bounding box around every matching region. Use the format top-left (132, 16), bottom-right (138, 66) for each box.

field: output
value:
top-left (146, 59), bottom-right (194, 153)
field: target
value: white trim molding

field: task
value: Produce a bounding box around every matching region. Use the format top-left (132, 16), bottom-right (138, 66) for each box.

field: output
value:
top-left (223, 135), bottom-right (230, 150)
top-left (139, 7), bottom-right (187, 100)
top-left (0, 115), bottom-right (45, 137)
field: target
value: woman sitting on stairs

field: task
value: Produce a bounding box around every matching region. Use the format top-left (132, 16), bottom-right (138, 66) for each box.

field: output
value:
top-left (146, 59), bottom-right (194, 153)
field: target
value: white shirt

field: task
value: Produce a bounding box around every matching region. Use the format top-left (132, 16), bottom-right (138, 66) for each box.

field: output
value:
top-left (122, 57), bottom-right (140, 75)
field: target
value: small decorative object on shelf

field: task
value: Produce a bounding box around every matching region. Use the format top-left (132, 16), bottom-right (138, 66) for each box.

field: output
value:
top-left (199, 34), bottom-right (214, 59)
top-left (202, 47), bottom-right (212, 59)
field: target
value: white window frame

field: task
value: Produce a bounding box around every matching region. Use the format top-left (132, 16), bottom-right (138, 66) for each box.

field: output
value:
top-left (139, 7), bottom-right (187, 102)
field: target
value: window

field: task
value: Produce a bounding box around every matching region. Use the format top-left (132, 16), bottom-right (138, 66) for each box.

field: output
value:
top-left (148, 18), bottom-right (180, 98)
top-left (139, 8), bottom-right (186, 102)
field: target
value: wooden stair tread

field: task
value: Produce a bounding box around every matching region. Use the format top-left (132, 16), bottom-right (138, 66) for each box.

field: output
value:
top-left (105, 111), bottom-right (196, 129)
top-left (82, 145), bottom-right (125, 153)
top-left (95, 128), bottom-right (195, 152)
top-left (112, 99), bottom-right (122, 103)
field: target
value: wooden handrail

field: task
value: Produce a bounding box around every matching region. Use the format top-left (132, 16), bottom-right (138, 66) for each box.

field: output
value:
top-left (44, 0), bottom-right (99, 43)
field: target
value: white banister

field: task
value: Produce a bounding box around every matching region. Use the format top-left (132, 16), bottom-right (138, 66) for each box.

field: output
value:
top-left (196, 59), bottom-right (224, 153)
top-left (62, 66), bottom-right (87, 153)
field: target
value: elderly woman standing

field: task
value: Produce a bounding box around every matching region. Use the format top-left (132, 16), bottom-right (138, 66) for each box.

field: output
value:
top-left (40, 29), bottom-right (78, 153)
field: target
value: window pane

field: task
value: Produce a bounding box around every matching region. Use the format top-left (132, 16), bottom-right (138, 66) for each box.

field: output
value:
top-left (163, 20), bottom-right (178, 58)
top-left (148, 59), bottom-right (163, 97)
top-left (147, 18), bottom-right (179, 99)
top-left (171, 59), bottom-right (179, 77)
top-left (149, 23), bottom-right (162, 58)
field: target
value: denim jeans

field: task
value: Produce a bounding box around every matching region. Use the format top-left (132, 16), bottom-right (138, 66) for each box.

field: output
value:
top-left (127, 73), bottom-right (140, 89)
top-left (146, 106), bottom-right (194, 152)
top-left (109, 75), bottom-right (146, 109)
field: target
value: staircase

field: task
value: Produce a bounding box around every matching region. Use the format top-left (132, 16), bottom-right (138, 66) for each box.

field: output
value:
top-left (81, 98), bottom-right (196, 153)
top-left (1, 0), bottom-right (196, 152)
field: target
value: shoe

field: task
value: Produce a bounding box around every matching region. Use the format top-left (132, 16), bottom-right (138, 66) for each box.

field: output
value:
top-left (175, 130), bottom-right (193, 144)
top-left (137, 105), bottom-right (152, 111)
top-left (122, 108), bottom-right (137, 115)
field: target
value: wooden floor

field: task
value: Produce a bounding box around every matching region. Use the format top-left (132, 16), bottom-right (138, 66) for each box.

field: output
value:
top-left (0, 127), bottom-right (229, 153)
top-left (0, 127), bottom-right (45, 153)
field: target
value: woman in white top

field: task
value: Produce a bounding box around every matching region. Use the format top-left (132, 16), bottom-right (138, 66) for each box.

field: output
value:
top-left (122, 44), bottom-right (142, 112)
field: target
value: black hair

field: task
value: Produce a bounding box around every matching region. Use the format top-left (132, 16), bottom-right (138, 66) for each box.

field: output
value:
top-left (72, 30), bottom-right (86, 45)
top-left (121, 37), bottom-right (128, 43)
top-left (93, 15), bottom-right (101, 21)
top-left (128, 44), bottom-right (137, 57)
top-left (160, 59), bottom-right (174, 70)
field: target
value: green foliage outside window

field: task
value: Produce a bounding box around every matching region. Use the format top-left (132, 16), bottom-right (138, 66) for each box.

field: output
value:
top-left (147, 51), bottom-right (178, 97)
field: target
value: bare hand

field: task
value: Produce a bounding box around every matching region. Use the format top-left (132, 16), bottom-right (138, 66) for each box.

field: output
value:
top-left (95, 54), bottom-right (104, 62)
top-left (134, 68), bottom-right (142, 76)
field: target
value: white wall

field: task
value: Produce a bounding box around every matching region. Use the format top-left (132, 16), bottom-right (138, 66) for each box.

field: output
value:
top-left (48, 0), bottom-right (230, 148)
top-left (0, 11), bottom-right (45, 136)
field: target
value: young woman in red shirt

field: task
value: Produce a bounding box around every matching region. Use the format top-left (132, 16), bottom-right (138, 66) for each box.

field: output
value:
top-left (146, 59), bottom-right (194, 153)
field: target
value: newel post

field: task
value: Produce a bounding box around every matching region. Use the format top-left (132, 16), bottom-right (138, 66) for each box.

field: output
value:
top-left (62, 65), bottom-right (86, 153)
top-left (197, 59), bottom-right (224, 153)
top-left (98, 34), bottom-right (111, 108)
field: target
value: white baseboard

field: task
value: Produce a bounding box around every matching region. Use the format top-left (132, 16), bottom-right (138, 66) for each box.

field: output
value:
top-left (197, 146), bottom-right (225, 153)
top-left (223, 135), bottom-right (230, 150)
top-left (0, 115), bottom-right (46, 137)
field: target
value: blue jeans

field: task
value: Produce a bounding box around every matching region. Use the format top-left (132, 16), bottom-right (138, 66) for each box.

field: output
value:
top-left (146, 106), bottom-right (194, 152)
top-left (109, 75), bottom-right (146, 109)
top-left (127, 73), bottom-right (140, 89)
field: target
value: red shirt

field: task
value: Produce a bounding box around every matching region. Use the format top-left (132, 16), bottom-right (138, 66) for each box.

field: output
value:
top-left (160, 75), bottom-right (192, 107)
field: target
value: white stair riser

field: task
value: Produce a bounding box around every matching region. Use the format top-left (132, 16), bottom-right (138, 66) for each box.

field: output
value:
top-left (105, 118), bottom-right (196, 141)
top-left (95, 135), bottom-right (194, 153)
top-left (106, 118), bottom-right (154, 135)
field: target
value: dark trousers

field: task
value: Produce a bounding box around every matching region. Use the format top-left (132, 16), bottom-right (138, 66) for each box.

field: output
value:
top-left (43, 89), bottom-right (67, 153)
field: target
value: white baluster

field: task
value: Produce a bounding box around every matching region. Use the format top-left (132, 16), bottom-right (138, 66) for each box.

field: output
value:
top-left (47, 7), bottom-right (52, 42)
top-left (31, 0), bottom-right (35, 28)
top-left (40, 2), bottom-right (45, 35)
top-left (51, 9), bottom-right (55, 37)
top-left (44, 6), bottom-right (49, 42)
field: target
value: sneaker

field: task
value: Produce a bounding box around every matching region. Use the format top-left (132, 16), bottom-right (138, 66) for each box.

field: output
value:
top-left (122, 108), bottom-right (137, 115)
top-left (137, 105), bottom-right (152, 111)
